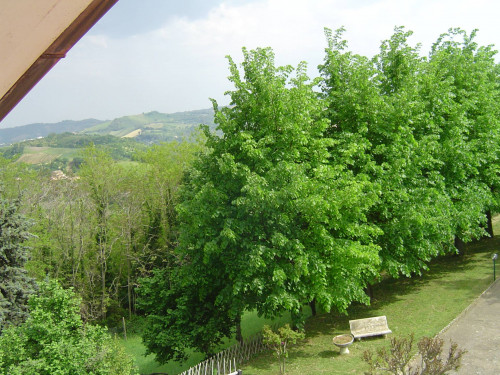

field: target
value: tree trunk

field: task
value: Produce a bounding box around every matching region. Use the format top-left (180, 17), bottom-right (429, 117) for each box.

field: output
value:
top-left (127, 272), bottom-right (132, 319)
top-left (235, 314), bottom-right (243, 343)
top-left (99, 238), bottom-right (107, 320)
top-left (101, 260), bottom-right (106, 319)
top-left (309, 299), bottom-right (317, 316)
top-left (364, 284), bottom-right (374, 302)
top-left (454, 236), bottom-right (466, 256)
top-left (486, 210), bottom-right (494, 237)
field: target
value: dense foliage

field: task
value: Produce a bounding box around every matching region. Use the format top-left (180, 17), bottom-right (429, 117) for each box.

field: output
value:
top-left (139, 27), bottom-right (500, 363)
top-left (139, 47), bottom-right (381, 361)
top-left (0, 140), bottom-right (202, 325)
top-left (0, 191), bottom-right (37, 331)
top-left (0, 280), bottom-right (137, 374)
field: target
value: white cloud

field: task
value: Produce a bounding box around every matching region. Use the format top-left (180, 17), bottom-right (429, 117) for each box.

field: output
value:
top-left (85, 35), bottom-right (109, 49)
top-left (2, 0), bottom-right (500, 128)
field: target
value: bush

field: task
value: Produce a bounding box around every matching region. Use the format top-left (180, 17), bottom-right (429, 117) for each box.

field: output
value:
top-left (363, 333), bottom-right (466, 375)
top-left (0, 280), bottom-right (138, 375)
top-left (262, 324), bottom-right (305, 375)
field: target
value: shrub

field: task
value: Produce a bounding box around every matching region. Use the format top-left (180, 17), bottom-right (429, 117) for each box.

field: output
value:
top-left (262, 324), bottom-right (305, 375)
top-left (0, 280), bottom-right (137, 375)
top-left (363, 333), bottom-right (466, 375)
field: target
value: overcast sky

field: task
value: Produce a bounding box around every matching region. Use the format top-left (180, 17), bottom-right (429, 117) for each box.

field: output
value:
top-left (2, 0), bottom-right (500, 128)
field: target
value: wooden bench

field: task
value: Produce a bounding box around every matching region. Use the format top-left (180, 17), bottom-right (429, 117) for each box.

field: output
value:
top-left (349, 316), bottom-right (392, 340)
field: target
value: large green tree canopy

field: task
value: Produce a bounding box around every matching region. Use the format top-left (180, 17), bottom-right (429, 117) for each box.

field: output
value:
top-left (140, 47), bottom-right (381, 362)
top-left (138, 27), bottom-right (500, 363)
top-left (320, 27), bottom-right (500, 276)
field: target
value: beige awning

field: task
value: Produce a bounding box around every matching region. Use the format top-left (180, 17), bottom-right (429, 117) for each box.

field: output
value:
top-left (0, 0), bottom-right (118, 122)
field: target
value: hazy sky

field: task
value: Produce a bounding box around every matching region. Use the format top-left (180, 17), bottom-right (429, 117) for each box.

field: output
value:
top-left (2, 0), bottom-right (500, 128)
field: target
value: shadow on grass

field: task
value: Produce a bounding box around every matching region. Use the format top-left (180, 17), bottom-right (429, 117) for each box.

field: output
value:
top-left (318, 349), bottom-right (337, 358)
top-left (304, 235), bottom-right (496, 341)
top-left (243, 235), bottom-right (496, 373)
top-left (242, 349), bottom-right (278, 372)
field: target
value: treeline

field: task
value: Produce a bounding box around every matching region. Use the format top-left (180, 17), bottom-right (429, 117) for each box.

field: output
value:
top-left (138, 27), bottom-right (500, 363)
top-left (0, 140), bottom-right (203, 325)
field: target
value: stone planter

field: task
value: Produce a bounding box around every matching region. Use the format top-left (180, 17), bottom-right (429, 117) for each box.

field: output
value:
top-left (333, 334), bottom-right (354, 355)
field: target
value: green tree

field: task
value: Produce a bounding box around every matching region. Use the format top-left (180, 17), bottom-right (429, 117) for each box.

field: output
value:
top-left (79, 145), bottom-right (122, 320)
top-left (0, 280), bottom-right (137, 375)
top-left (135, 139), bottom-right (204, 270)
top-left (370, 27), bottom-right (457, 275)
top-left (425, 28), bottom-right (500, 245)
top-left (262, 324), bottom-right (305, 375)
top-left (0, 190), bottom-right (37, 331)
top-left (138, 266), bottom-right (237, 363)
top-left (320, 27), bottom-right (457, 278)
top-left (140, 47), bottom-right (380, 362)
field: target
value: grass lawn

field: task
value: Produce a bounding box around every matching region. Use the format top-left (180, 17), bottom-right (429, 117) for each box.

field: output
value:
top-left (121, 335), bottom-right (205, 375)
top-left (123, 220), bottom-right (500, 374)
top-left (242, 234), bottom-right (498, 375)
top-left (122, 309), bottom-right (298, 374)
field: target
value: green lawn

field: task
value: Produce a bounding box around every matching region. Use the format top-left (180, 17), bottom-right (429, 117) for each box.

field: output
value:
top-left (121, 335), bottom-right (205, 375)
top-left (122, 309), bottom-right (298, 374)
top-left (123, 223), bottom-right (499, 375)
top-left (242, 235), bottom-right (497, 374)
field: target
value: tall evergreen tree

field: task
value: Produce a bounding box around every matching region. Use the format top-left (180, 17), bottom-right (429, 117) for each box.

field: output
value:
top-left (0, 191), bottom-right (37, 331)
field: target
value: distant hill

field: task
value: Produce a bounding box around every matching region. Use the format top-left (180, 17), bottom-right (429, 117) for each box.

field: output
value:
top-left (0, 108), bottom-right (215, 146)
top-left (0, 119), bottom-right (102, 145)
top-left (83, 109), bottom-right (215, 143)
top-left (0, 132), bottom-right (149, 172)
top-left (0, 108), bottom-right (216, 172)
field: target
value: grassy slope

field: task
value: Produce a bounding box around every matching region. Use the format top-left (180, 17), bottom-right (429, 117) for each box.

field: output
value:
top-left (82, 110), bottom-right (215, 142)
top-left (17, 146), bottom-right (81, 164)
top-left (242, 234), bottom-right (498, 374)
top-left (124, 220), bottom-right (499, 374)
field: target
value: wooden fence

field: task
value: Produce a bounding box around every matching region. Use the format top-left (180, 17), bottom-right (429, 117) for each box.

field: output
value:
top-left (177, 332), bottom-right (268, 375)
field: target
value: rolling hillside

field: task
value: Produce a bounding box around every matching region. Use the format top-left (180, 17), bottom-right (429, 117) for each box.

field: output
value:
top-left (0, 108), bottom-right (216, 172)
top-left (0, 108), bottom-right (215, 146)
top-left (83, 109), bottom-right (215, 143)
top-left (0, 119), bottom-right (102, 145)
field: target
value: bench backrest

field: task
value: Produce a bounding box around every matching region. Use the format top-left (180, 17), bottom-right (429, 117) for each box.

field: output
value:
top-left (349, 315), bottom-right (390, 336)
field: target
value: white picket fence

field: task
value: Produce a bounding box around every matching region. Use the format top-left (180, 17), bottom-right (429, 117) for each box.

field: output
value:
top-left (177, 333), bottom-right (268, 375)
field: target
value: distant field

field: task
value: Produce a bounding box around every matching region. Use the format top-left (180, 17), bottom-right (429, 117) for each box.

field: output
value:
top-left (144, 123), bottom-right (165, 129)
top-left (83, 121), bottom-right (111, 132)
top-left (16, 146), bottom-right (81, 164)
top-left (122, 129), bottom-right (142, 138)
